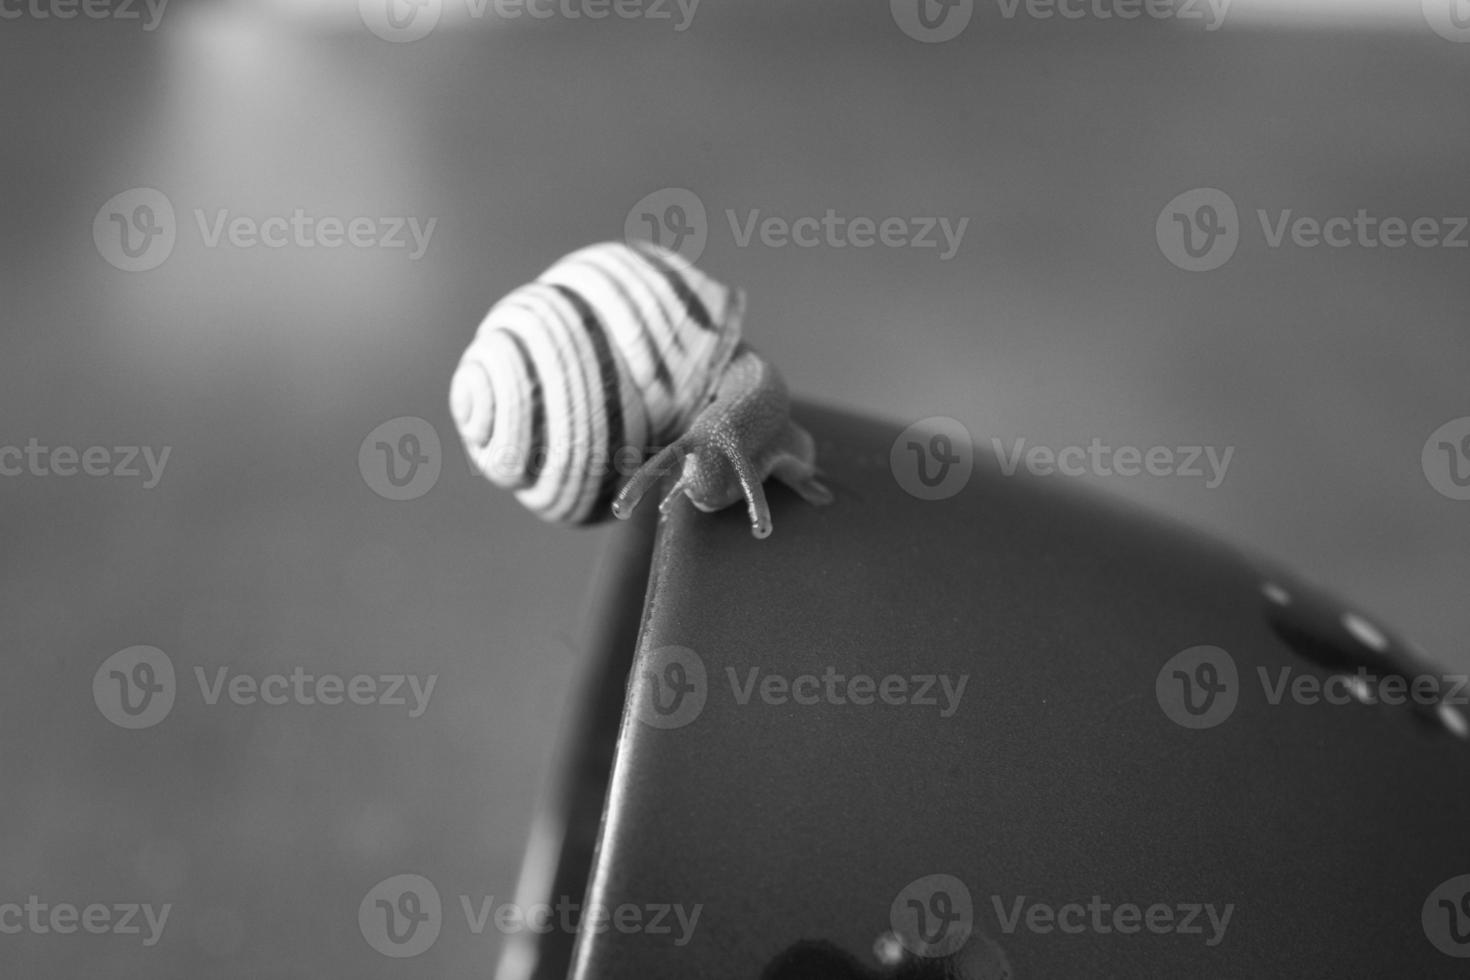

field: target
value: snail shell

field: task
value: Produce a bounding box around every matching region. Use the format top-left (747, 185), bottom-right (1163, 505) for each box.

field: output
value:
top-left (449, 241), bottom-right (746, 524)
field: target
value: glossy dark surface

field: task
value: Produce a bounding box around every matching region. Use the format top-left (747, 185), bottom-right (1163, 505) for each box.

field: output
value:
top-left (562, 403), bottom-right (1470, 978)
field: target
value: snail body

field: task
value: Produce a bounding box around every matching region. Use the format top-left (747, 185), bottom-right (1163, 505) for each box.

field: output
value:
top-left (449, 241), bottom-right (831, 538)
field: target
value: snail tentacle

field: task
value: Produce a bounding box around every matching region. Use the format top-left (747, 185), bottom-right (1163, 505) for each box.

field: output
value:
top-left (771, 453), bottom-right (835, 507)
top-left (767, 420), bottom-right (835, 506)
top-left (723, 445), bottom-right (774, 540)
top-left (611, 436), bottom-right (692, 522)
top-left (657, 465), bottom-right (697, 517)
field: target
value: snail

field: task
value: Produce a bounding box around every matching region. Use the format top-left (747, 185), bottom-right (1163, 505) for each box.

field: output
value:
top-left (448, 241), bottom-right (832, 538)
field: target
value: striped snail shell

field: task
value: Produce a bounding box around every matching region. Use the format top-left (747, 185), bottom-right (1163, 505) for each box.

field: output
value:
top-left (449, 241), bottom-right (746, 525)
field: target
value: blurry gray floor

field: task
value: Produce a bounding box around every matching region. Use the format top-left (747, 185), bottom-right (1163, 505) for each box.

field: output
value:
top-left (2, 2), bottom-right (1468, 976)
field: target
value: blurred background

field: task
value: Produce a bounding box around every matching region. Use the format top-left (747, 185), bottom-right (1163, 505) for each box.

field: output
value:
top-left (2, 0), bottom-right (1468, 975)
